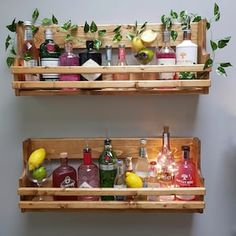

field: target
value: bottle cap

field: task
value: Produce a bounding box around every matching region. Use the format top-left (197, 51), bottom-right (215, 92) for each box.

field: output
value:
top-left (163, 126), bottom-right (169, 133)
top-left (182, 145), bottom-right (190, 151)
top-left (117, 159), bottom-right (124, 165)
top-left (140, 138), bottom-right (147, 145)
top-left (60, 152), bottom-right (68, 158)
top-left (150, 161), bottom-right (157, 165)
top-left (105, 45), bottom-right (112, 61)
top-left (24, 20), bottom-right (32, 26)
top-left (45, 28), bottom-right (53, 39)
top-left (104, 138), bottom-right (111, 145)
top-left (86, 40), bottom-right (94, 49)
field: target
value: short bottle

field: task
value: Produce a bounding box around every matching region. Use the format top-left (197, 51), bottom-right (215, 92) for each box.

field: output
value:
top-left (99, 138), bottom-right (118, 201)
top-left (77, 145), bottom-right (100, 201)
top-left (113, 44), bottom-right (129, 80)
top-left (52, 152), bottom-right (77, 200)
top-left (39, 28), bottom-right (61, 81)
top-left (156, 28), bottom-right (176, 80)
top-left (79, 40), bottom-right (102, 81)
top-left (21, 20), bottom-right (39, 81)
top-left (59, 40), bottom-right (80, 82)
top-left (114, 159), bottom-right (126, 201)
top-left (175, 146), bottom-right (196, 201)
top-left (157, 126), bottom-right (176, 201)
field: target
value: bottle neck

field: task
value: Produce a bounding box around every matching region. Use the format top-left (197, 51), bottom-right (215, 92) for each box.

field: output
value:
top-left (60, 157), bottom-right (68, 166)
top-left (183, 30), bottom-right (192, 41)
top-left (162, 132), bottom-right (171, 150)
top-left (117, 163), bottom-right (124, 175)
top-left (83, 147), bottom-right (92, 165)
top-left (183, 149), bottom-right (190, 161)
top-left (64, 41), bottom-right (73, 54)
top-left (140, 147), bottom-right (148, 159)
top-left (24, 26), bottom-right (33, 41)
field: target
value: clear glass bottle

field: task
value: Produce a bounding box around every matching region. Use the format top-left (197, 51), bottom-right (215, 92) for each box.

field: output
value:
top-left (39, 28), bottom-right (61, 81)
top-left (175, 146), bottom-right (196, 201)
top-left (103, 45), bottom-right (113, 80)
top-left (125, 156), bottom-right (133, 173)
top-left (59, 40), bottom-right (79, 82)
top-left (79, 40), bottom-right (102, 81)
top-left (21, 20), bottom-right (39, 81)
top-left (52, 152), bottom-right (77, 201)
top-left (156, 28), bottom-right (176, 80)
top-left (113, 44), bottom-right (129, 80)
top-left (114, 159), bottom-right (126, 201)
top-left (157, 126), bottom-right (176, 201)
top-left (99, 138), bottom-right (118, 201)
top-left (77, 145), bottom-right (100, 201)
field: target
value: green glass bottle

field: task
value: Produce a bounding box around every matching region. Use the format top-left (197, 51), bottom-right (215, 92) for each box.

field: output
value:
top-left (99, 138), bottom-right (117, 201)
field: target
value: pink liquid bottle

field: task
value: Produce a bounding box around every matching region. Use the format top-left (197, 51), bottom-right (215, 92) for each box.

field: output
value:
top-left (78, 145), bottom-right (100, 201)
top-left (175, 145), bottom-right (196, 201)
top-left (59, 40), bottom-right (80, 82)
top-left (52, 152), bottom-right (78, 200)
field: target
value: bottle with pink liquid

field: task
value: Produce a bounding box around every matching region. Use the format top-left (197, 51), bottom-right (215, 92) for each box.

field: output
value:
top-left (77, 145), bottom-right (100, 201)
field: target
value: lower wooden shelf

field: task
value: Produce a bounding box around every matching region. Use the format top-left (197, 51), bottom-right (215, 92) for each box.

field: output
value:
top-left (18, 137), bottom-right (205, 213)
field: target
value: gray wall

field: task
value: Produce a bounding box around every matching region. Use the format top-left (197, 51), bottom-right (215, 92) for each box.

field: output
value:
top-left (0, 0), bottom-right (236, 235)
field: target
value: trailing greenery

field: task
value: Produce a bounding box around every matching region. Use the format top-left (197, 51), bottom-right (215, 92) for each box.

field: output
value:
top-left (126, 21), bottom-right (147, 41)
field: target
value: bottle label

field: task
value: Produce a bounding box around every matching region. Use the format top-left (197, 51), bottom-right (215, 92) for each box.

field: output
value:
top-left (157, 58), bottom-right (176, 80)
top-left (24, 59), bottom-right (40, 81)
top-left (79, 182), bottom-right (92, 188)
top-left (99, 164), bottom-right (117, 171)
top-left (81, 59), bottom-right (101, 81)
top-left (41, 58), bottom-right (59, 79)
top-left (60, 176), bottom-right (76, 188)
top-left (176, 46), bottom-right (198, 65)
top-left (46, 43), bottom-right (55, 53)
top-left (176, 174), bottom-right (194, 186)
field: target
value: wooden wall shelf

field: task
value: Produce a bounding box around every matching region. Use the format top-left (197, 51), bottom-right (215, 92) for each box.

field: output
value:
top-left (18, 137), bottom-right (205, 213)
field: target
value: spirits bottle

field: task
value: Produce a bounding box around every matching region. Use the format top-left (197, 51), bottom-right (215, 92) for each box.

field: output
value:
top-left (147, 161), bottom-right (160, 201)
top-left (114, 159), bottom-right (126, 201)
top-left (157, 126), bottom-right (176, 201)
top-left (135, 139), bottom-right (149, 187)
top-left (103, 45), bottom-right (113, 80)
top-left (125, 156), bottom-right (133, 173)
top-left (59, 40), bottom-right (79, 82)
top-left (39, 28), bottom-right (61, 81)
top-left (21, 20), bottom-right (39, 81)
top-left (52, 152), bottom-right (77, 200)
top-left (113, 44), bottom-right (129, 80)
top-left (156, 28), bottom-right (176, 80)
top-left (79, 40), bottom-right (102, 81)
top-left (77, 145), bottom-right (100, 201)
top-left (99, 138), bottom-right (118, 200)
top-left (175, 146), bottom-right (196, 200)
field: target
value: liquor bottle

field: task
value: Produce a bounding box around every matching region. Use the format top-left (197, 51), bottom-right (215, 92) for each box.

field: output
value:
top-left (147, 161), bottom-right (160, 201)
top-left (79, 40), bottom-right (102, 81)
top-left (103, 45), bottom-right (113, 80)
top-left (77, 145), bottom-right (100, 201)
top-left (156, 126), bottom-right (176, 201)
top-left (134, 139), bottom-right (149, 187)
top-left (125, 156), bottom-right (133, 173)
top-left (113, 44), bottom-right (129, 80)
top-left (175, 146), bottom-right (196, 200)
top-left (156, 28), bottom-right (176, 80)
top-left (59, 40), bottom-right (80, 82)
top-left (21, 20), bottom-right (39, 81)
top-left (114, 159), bottom-right (126, 201)
top-left (52, 152), bottom-right (77, 200)
top-left (39, 28), bottom-right (61, 81)
top-left (99, 138), bottom-right (118, 201)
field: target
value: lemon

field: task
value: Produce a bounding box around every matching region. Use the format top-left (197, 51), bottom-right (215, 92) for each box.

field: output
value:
top-left (141, 29), bottom-right (158, 45)
top-left (135, 48), bottom-right (154, 65)
top-left (131, 36), bottom-right (145, 53)
top-left (32, 166), bottom-right (47, 181)
top-left (125, 172), bottom-right (143, 188)
top-left (28, 148), bottom-right (46, 171)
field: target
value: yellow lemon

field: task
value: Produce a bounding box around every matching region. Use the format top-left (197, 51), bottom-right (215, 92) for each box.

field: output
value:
top-left (125, 172), bottom-right (143, 188)
top-left (141, 29), bottom-right (158, 45)
top-left (28, 148), bottom-right (46, 171)
top-left (131, 36), bottom-right (145, 52)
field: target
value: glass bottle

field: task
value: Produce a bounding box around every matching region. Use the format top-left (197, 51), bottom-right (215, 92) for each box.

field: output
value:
top-left (99, 138), bottom-right (118, 200)
top-left (156, 28), bottom-right (176, 80)
top-left (21, 20), bottom-right (39, 81)
top-left (147, 161), bottom-right (160, 201)
top-left (103, 45), bottom-right (113, 80)
top-left (156, 126), bottom-right (176, 201)
top-left (59, 40), bottom-right (80, 82)
top-left (79, 40), bottom-right (102, 81)
top-left (114, 159), bottom-right (126, 201)
top-left (175, 146), bottom-right (196, 201)
top-left (52, 152), bottom-right (77, 201)
top-left (125, 156), bottom-right (133, 173)
top-left (39, 28), bottom-right (61, 81)
top-left (77, 145), bottom-right (100, 201)
top-left (113, 44), bottom-right (129, 80)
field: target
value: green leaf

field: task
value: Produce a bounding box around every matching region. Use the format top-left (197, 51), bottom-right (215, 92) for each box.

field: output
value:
top-left (6, 57), bottom-right (15, 67)
top-left (93, 39), bottom-right (102, 50)
top-left (6, 18), bottom-right (16, 32)
top-left (192, 15), bottom-right (202, 22)
top-left (113, 33), bottom-right (122, 42)
top-left (5, 35), bottom-right (11, 51)
top-left (113, 25), bottom-right (121, 33)
top-left (204, 58), bottom-right (213, 70)
top-left (179, 72), bottom-right (195, 80)
top-left (180, 10), bottom-right (187, 19)
top-left (134, 20), bottom-right (138, 33)
top-left (31, 25), bottom-right (39, 35)
top-left (71, 24), bottom-right (78, 31)
top-left (126, 33), bottom-right (134, 41)
top-left (171, 30), bottom-right (178, 41)
top-left (65, 34), bottom-right (74, 42)
top-left (220, 62), bottom-right (232, 68)
top-left (10, 46), bottom-right (16, 55)
top-left (42, 18), bottom-right (53, 26)
top-left (210, 40), bottom-right (218, 51)
top-left (23, 53), bottom-right (32, 61)
top-left (161, 15), bottom-right (166, 25)
top-left (140, 21), bottom-right (147, 30)
top-left (62, 20), bottom-right (72, 31)
top-left (84, 21), bottom-right (89, 33)
top-left (170, 10), bottom-right (178, 19)
top-left (214, 3), bottom-right (220, 21)
top-left (206, 21), bottom-right (211, 30)
top-left (98, 29), bottom-right (106, 37)
top-left (90, 21), bottom-right (98, 33)
top-left (216, 66), bottom-right (227, 77)
top-left (18, 20), bottom-right (24, 25)
top-left (52, 15), bottom-right (58, 24)
top-left (32, 8), bottom-right (39, 24)
top-left (218, 36), bottom-right (231, 49)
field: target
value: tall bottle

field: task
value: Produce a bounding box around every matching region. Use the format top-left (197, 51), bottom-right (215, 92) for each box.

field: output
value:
top-left (156, 28), bottom-right (176, 80)
top-left (39, 28), bottom-right (61, 81)
top-left (52, 152), bottom-right (77, 200)
top-left (156, 126), bottom-right (176, 201)
top-left (175, 146), bottom-right (196, 200)
top-left (103, 45), bottom-right (113, 80)
top-left (59, 40), bottom-right (79, 82)
top-left (114, 159), bottom-right (126, 201)
top-left (77, 145), bottom-right (100, 201)
top-left (79, 40), bottom-right (102, 81)
top-left (21, 20), bottom-right (39, 81)
top-left (113, 44), bottom-right (129, 80)
top-left (99, 138), bottom-right (118, 200)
